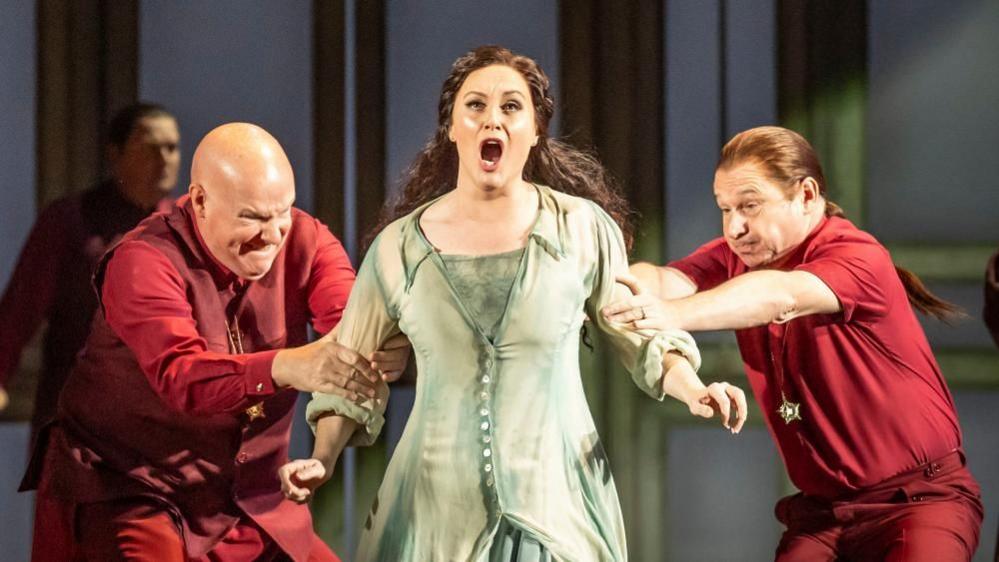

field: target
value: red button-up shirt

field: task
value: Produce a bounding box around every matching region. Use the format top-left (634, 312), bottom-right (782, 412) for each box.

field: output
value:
top-left (670, 217), bottom-right (963, 499)
top-left (34, 197), bottom-right (355, 560)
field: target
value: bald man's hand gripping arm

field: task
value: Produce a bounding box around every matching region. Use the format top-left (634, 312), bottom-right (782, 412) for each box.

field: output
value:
top-left (102, 241), bottom-right (382, 415)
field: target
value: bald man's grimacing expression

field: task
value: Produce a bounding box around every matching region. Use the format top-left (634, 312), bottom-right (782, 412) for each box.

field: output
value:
top-left (189, 123), bottom-right (296, 281)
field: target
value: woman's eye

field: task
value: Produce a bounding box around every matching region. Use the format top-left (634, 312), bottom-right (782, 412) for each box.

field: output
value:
top-left (502, 101), bottom-right (521, 112)
top-left (466, 101), bottom-right (485, 110)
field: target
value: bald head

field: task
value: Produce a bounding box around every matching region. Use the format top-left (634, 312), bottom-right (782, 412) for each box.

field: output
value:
top-left (189, 123), bottom-right (296, 280)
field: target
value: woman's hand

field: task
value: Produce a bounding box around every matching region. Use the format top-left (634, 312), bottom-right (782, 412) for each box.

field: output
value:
top-left (661, 354), bottom-right (748, 434)
top-left (684, 381), bottom-right (749, 434)
top-left (278, 458), bottom-right (333, 504)
top-left (601, 274), bottom-right (678, 331)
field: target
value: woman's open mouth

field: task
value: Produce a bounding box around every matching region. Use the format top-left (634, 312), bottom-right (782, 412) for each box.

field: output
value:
top-left (479, 139), bottom-right (504, 172)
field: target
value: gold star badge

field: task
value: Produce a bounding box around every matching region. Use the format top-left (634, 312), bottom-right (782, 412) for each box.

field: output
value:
top-left (245, 402), bottom-right (265, 422)
top-left (777, 394), bottom-right (801, 424)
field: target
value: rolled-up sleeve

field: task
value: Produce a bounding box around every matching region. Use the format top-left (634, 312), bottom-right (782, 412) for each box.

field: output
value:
top-left (583, 203), bottom-right (701, 401)
top-left (306, 230), bottom-right (401, 446)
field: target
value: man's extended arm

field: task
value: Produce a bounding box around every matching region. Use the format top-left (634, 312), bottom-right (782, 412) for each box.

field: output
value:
top-left (607, 268), bottom-right (841, 332)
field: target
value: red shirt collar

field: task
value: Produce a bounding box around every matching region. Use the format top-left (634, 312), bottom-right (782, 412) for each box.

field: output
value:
top-left (759, 215), bottom-right (830, 271)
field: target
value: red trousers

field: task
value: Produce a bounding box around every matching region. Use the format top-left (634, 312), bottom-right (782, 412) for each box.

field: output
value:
top-left (775, 450), bottom-right (983, 562)
top-left (31, 493), bottom-right (339, 562)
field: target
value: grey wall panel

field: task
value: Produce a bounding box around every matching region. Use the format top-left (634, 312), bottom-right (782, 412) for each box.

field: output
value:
top-left (140, 0), bottom-right (315, 212)
top-left (0, 2), bottom-right (37, 558)
top-left (0, 425), bottom-right (32, 562)
top-left (868, 0), bottom-right (999, 244)
top-left (954, 391), bottom-right (999, 562)
top-left (665, 0), bottom-right (723, 262)
top-left (385, 0), bottom-right (558, 195)
top-left (917, 283), bottom-right (995, 349)
top-left (667, 426), bottom-right (783, 561)
top-left (724, 0), bottom-right (776, 138)
top-left (0, 0), bottom-right (37, 284)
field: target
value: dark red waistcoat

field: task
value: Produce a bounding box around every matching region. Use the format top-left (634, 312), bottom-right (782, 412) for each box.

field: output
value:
top-left (31, 199), bottom-right (339, 561)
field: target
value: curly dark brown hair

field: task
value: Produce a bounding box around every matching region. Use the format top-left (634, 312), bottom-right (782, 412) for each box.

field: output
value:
top-left (369, 45), bottom-right (634, 250)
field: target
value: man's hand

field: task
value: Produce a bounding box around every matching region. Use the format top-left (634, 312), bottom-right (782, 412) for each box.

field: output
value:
top-left (278, 458), bottom-right (331, 504)
top-left (271, 334), bottom-right (380, 402)
top-left (0, 386), bottom-right (8, 412)
top-left (601, 274), bottom-right (678, 331)
top-left (370, 333), bottom-right (411, 383)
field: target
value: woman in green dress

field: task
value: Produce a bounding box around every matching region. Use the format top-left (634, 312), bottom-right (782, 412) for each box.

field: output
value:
top-left (278, 45), bottom-right (748, 561)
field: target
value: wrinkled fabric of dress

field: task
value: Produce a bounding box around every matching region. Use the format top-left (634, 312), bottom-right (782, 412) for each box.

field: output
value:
top-left (308, 185), bottom-right (701, 561)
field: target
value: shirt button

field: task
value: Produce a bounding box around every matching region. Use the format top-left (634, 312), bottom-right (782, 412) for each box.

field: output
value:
top-left (479, 407), bottom-right (489, 417)
top-left (486, 477), bottom-right (494, 487)
top-left (484, 463), bottom-right (492, 473)
top-left (480, 421), bottom-right (489, 431)
top-left (483, 436), bottom-right (491, 444)
top-left (483, 449), bottom-right (492, 458)
top-left (481, 375), bottom-right (491, 384)
top-left (255, 382), bottom-right (264, 392)
top-left (479, 391), bottom-right (489, 401)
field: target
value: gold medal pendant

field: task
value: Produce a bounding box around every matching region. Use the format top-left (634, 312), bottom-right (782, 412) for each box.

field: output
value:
top-left (245, 402), bottom-right (265, 421)
top-left (777, 393), bottom-right (801, 424)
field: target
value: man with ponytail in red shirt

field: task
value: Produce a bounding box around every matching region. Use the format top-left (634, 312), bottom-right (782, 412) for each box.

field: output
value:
top-left (603, 126), bottom-right (983, 561)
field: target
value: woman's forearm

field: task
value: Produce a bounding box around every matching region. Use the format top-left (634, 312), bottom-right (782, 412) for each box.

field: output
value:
top-left (659, 351), bottom-right (706, 404)
top-left (312, 414), bottom-right (359, 470)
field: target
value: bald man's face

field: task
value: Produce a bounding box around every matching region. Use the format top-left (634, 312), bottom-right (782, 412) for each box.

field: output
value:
top-left (192, 171), bottom-right (295, 281)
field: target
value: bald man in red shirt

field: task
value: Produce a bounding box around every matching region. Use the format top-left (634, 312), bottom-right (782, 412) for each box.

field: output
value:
top-left (604, 127), bottom-right (983, 561)
top-left (23, 123), bottom-right (408, 562)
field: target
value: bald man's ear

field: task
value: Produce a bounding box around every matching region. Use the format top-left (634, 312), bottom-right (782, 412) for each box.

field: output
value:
top-left (190, 183), bottom-right (207, 218)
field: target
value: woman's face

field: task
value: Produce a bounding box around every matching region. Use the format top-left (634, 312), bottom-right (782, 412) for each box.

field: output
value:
top-left (449, 64), bottom-right (539, 192)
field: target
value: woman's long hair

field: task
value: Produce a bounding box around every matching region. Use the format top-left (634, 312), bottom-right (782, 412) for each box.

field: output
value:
top-left (718, 126), bottom-right (961, 321)
top-left (368, 45), bottom-right (634, 250)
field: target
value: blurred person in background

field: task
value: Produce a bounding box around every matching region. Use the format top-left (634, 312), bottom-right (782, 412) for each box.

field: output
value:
top-left (0, 102), bottom-right (179, 437)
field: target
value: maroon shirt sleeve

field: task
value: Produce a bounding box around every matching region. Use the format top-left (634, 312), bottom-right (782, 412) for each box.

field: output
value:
top-left (666, 237), bottom-right (733, 291)
top-left (102, 241), bottom-right (279, 415)
top-left (306, 219), bottom-right (356, 335)
top-left (0, 203), bottom-right (71, 389)
top-left (794, 233), bottom-right (894, 323)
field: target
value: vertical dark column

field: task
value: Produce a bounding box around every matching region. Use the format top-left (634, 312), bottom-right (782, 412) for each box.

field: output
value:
top-left (560, 0), bottom-right (664, 257)
top-left (313, 0), bottom-right (385, 248)
top-left (354, 1), bottom-right (386, 246)
top-left (313, 0), bottom-right (346, 236)
top-left (778, 0), bottom-right (867, 223)
top-left (560, 2), bottom-right (665, 559)
top-left (36, 0), bottom-right (138, 207)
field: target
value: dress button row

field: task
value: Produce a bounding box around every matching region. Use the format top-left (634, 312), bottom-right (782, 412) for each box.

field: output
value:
top-left (480, 407), bottom-right (489, 417)
top-left (483, 448), bottom-right (492, 458)
top-left (481, 375), bottom-right (491, 384)
top-left (480, 421), bottom-right (489, 431)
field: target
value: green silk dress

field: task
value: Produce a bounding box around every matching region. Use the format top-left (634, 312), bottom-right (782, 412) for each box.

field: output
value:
top-left (307, 185), bottom-right (701, 561)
